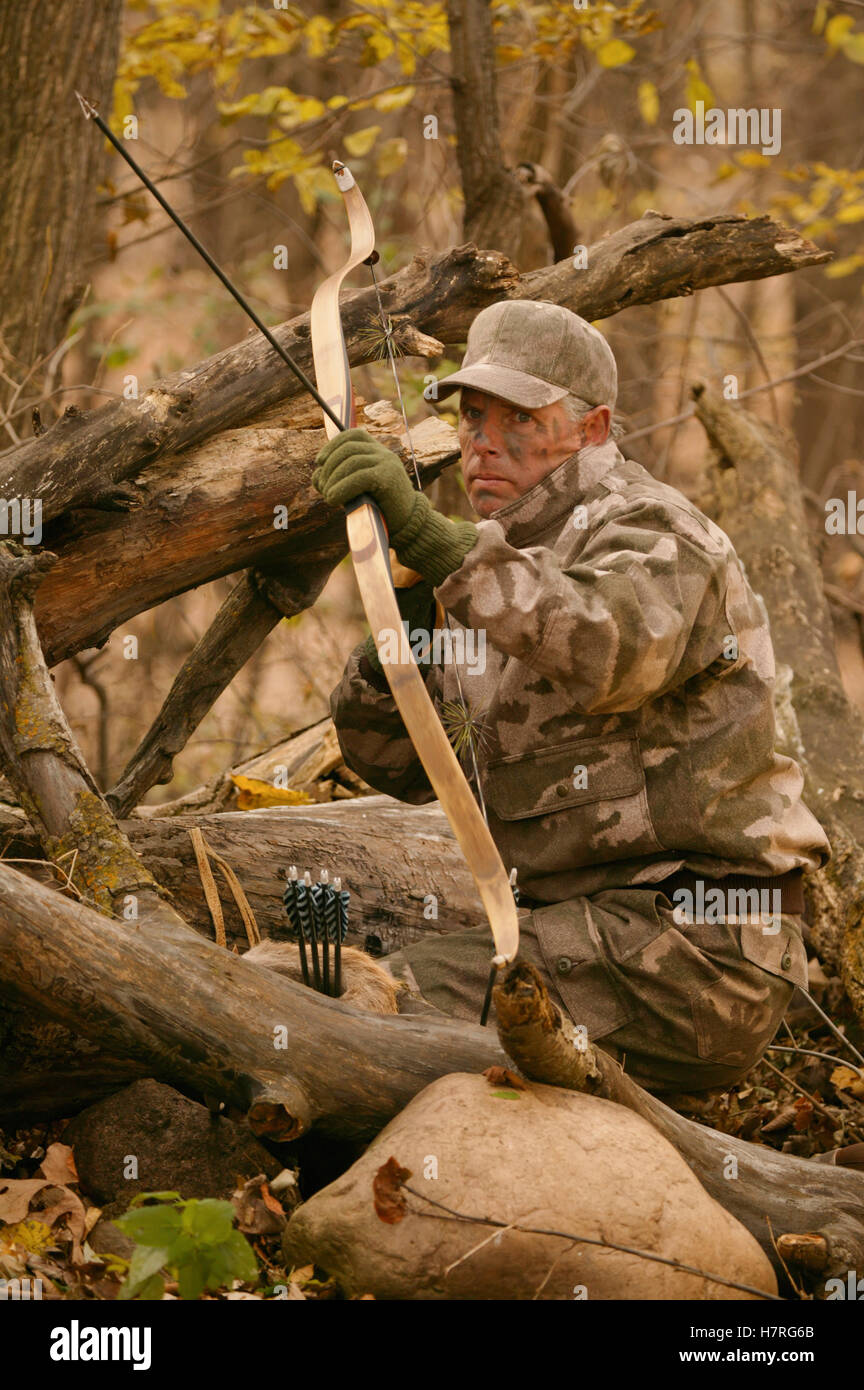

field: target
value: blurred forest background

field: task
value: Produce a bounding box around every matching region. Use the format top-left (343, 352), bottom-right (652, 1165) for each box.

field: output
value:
top-left (1, 0), bottom-right (862, 805)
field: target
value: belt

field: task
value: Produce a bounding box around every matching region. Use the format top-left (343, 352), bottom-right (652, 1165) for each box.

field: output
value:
top-left (520, 868), bottom-right (805, 916)
top-left (654, 868), bottom-right (805, 917)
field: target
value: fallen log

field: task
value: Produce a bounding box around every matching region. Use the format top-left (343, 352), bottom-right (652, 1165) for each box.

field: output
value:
top-left (0, 859), bottom-right (504, 1140)
top-left (0, 216), bottom-right (828, 527)
top-left (35, 407), bottom-right (455, 666)
top-left (2, 865), bottom-right (861, 1293)
top-left (494, 962), bottom-right (864, 1290)
top-left (2, 797), bottom-right (486, 950)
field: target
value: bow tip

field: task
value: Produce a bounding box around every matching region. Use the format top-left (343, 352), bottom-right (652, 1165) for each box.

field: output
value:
top-left (332, 160), bottom-right (356, 192)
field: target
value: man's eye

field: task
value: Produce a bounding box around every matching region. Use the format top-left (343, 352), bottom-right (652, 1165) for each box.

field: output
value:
top-left (515, 412), bottom-right (532, 424)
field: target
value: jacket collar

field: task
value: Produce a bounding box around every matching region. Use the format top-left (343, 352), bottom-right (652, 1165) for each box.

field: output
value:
top-left (487, 438), bottom-right (623, 545)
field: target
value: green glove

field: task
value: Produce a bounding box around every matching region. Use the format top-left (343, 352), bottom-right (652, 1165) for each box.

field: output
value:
top-left (362, 579), bottom-right (437, 674)
top-left (313, 428), bottom-right (478, 586)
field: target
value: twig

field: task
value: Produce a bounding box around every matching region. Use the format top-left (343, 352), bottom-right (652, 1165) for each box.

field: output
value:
top-left (714, 285), bottom-right (780, 424)
top-left (759, 1056), bottom-right (864, 1142)
top-left (767, 1044), bottom-right (864, 1081)
top-left (621, 339), bottom-right (864, 445)
top-left (400, 1183), bottom-right (782, 1300)
top-left (444, 1219), bottom-right (521, 1275)
top-left (766, 1215), bottom-right (806, 1300)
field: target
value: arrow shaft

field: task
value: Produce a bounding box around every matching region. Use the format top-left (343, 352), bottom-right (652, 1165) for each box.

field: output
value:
top-left (75, 93), bottom-right (344, 432)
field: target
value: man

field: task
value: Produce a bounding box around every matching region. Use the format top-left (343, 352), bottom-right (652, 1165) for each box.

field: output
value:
top-left (314, 299), bottom-right (830, 1094)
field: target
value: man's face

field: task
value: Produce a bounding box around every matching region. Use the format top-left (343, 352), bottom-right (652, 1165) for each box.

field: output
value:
top-left (458, 389), bottom-right (611, 518)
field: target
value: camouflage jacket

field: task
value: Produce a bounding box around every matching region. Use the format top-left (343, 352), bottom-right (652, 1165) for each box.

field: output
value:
top-left (330, 439), bottom-right (830, 901)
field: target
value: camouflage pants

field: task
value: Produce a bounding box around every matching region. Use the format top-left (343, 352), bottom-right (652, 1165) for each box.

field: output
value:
top-left (390, 887), bottom-right (808, 1094)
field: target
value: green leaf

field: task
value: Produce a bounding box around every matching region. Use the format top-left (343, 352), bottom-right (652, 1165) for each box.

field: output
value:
top-left (177, 1252), bottom-right (209, 1302)
top-left (118, 1244), bottom-right (169, 1301)
top-left (116, 1205), bottom-right (183, 1247)
top-left (128, 1190), bottom-right (182, 1207)
top-left (181, 1198), bottom-right (236, 1244)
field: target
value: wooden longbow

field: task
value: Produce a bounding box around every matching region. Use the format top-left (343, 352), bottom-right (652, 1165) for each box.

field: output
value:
top-left (310, 162), bottom-right (519, 979)
top-left (75, 94), bottom-right (519, 987)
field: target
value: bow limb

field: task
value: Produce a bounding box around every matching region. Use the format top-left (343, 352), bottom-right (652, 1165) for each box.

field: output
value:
top-left (310, 163), bottom-right (519, 966)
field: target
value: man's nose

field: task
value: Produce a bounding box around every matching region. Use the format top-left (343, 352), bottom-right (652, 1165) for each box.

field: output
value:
top-left (471, 422), bottom-right (501, 453)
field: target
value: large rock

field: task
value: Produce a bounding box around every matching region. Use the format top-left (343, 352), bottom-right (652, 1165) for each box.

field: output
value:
top-left (283, 1073), bottom-right (777, 1300)
top-left (64, 1079), bottom-right (279, 1216)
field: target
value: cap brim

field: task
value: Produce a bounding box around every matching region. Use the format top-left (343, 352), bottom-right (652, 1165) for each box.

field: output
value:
top-left (435, 362), bottom-right (570, 409)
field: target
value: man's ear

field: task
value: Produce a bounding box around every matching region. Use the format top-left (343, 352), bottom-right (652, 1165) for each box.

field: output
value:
top-left (582, 405), bottom-right (611, 445)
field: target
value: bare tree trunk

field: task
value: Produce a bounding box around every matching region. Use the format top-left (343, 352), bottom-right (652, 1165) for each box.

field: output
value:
top-left (446, 0), bottom-right (526, 260)
top-left (694, 385), bottom-right (864, 1023)
top-left (0, 0), bottom-right (122, 422)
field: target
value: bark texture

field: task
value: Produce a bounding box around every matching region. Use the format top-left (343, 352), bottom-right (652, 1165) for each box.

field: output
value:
top-left (0, 2), bottom-right (122, 388)
top-left (694, 385), bottom-right (864, 1019)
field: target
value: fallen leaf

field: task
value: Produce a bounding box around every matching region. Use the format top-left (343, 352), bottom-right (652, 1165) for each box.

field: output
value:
top-left (760, 1105), bottom-right (798, 1134)
top-left (38, 1144), bottom-right (78, 1187)
top-left (793, 1097), bottom-right (815, 1133)
top-left (0, 1179), bottom-right (51, 1225)
top-left (831, 1065), bottom-right (864, 1099)
top-left (231, 774), bottom-right (314, 810)
top-left (373, 1157), bottom-right (412, 1225)
top-left (231, 1174), bottom-right (286, 1236)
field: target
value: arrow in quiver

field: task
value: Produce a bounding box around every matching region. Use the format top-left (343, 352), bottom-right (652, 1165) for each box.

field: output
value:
top-left (283, 865), bottom-right (350, 998)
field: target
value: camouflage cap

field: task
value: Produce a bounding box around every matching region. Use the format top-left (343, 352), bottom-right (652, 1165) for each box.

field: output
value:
top-left (436, 299), bottom-right (617, 410)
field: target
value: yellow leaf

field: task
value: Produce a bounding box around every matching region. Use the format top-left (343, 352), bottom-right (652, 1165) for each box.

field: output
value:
top-left (825, 14), bottom-right (855, 46)
top-left (304, 15), bottom-right (333, 58)
top-left (825, 253), bottom-right (864, 278)
top-left (837, 202), bottom-right (864, 223)
top-left (371, 86), bottom-right (416, 113)
top-left (596, 39), bottom-right (636, 68)
top-left (495, 44), bottom-right (523, 63)
top-left (841, 31), bottom-right (864, 62)
top-left (712, 161), bottom-right (738, 183)
top-left (812, 0), bottom-right (828, 34)
top-left (801, 217), bottom-right (833, 239)
top-left (231, 775), bottom-right (314, 810)
top-left (377, 137), bottom-right (407, 177)
top-left (343, 125), bottom-right (381, 157)
top-left (736, 151), bottom-right (771, 168)
top-left (637, 79), bottom-right (659, 125)
top-left (363, 30), bottom-right (395, 63)
top-left (685, 58), bottom-right (714, 111)
top-left (831, 1064), bottom-right (864, 1097)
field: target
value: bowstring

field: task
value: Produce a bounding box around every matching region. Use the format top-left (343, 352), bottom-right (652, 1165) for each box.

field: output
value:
top-left (367, 262), bottom-right (490, 829)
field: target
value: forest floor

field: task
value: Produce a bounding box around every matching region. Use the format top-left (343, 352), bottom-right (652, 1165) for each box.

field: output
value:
top-left (1, 964), bottom-right (862, 1301)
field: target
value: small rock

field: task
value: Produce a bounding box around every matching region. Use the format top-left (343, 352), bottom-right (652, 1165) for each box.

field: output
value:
top-left (63, 1079), bottom-right (279, 1217)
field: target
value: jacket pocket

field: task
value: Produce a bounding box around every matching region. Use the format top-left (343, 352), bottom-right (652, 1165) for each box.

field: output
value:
top-left (737, 917), bottom-right (808, 990)
top-left (482, 734), bottom-right (663, 867)
top-left (530, 899), bottom-right (636, 1038)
